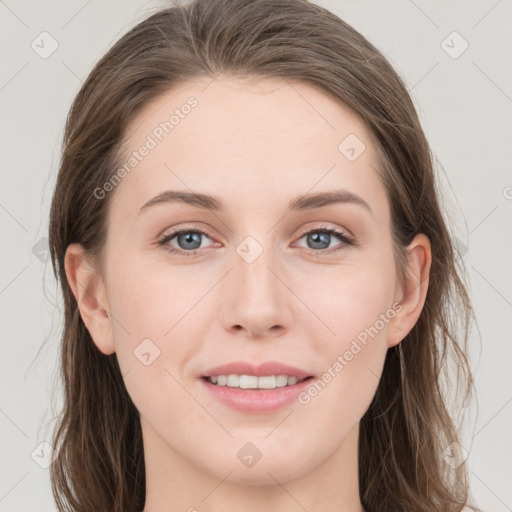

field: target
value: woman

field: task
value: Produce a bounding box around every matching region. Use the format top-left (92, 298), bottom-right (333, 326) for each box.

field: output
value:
top-left (48, 0), bottom-right (479, 510)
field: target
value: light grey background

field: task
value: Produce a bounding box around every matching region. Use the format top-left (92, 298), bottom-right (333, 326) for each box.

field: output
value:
top-left (1, 1), bottom-right (511, 511)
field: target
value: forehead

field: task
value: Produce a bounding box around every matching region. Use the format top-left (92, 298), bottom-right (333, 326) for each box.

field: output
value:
top-left (111, 75), bottom-right (386, 217)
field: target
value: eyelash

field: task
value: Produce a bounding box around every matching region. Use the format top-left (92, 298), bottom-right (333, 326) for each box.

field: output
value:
top-left (157, 224), bottom-right (355, 257)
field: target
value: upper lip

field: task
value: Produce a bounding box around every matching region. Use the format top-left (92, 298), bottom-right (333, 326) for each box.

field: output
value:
top-left (201, 361), bottom-right (313, 380)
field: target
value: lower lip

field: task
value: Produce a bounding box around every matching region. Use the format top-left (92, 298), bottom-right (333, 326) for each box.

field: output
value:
top-left (200, 377), bottom-right (315, 413)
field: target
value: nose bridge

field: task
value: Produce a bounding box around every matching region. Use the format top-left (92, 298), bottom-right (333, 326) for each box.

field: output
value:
top-left (222, 233), bottom-right (293, 337)
top-left (234, 235), bottom-right (281, 305)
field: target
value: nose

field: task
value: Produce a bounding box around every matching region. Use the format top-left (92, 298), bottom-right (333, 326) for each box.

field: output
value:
top-left (220, 247), bottom-right (294, 340)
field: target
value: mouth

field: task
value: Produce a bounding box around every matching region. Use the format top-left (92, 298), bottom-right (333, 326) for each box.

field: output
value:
top-left (199, 361), bottom-right (316, 413)
top-left (201, 374), bottom-right (314, 389)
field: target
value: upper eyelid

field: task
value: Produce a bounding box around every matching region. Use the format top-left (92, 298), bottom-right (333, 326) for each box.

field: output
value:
top-left (159, 225), bottom-right (211, 241)
top-left (296, 223), bottom-right (352, 238)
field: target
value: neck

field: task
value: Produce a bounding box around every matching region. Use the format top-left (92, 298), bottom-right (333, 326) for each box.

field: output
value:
top-left (141, 420), bottom-right (364, 512)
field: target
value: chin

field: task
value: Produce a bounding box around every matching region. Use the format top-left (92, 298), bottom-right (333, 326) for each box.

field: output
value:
top-left (201, 443), bottom-right (316, 487)
top-left (223, 464), bottom-right (309, 487)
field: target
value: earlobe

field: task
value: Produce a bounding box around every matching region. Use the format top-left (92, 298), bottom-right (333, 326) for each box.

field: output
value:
top-left (387, 234), bottom-right (432, 348)
top-left (64, 243), bottom-right (115, 355)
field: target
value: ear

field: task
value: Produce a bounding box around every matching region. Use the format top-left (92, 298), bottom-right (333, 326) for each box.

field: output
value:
top-left (64, 243), bottom-right (115, 355)
top-left (387, 233), bottom-right (432, 348)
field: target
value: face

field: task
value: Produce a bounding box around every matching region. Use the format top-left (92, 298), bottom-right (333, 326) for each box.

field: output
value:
top-left (66, 76), bottom-right (430, 489)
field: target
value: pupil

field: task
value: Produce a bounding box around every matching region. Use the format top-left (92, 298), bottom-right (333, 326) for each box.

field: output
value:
top-left (309, 232), bottom-right (329, 249)
top-left (179, 232), bottom-right (201, 250)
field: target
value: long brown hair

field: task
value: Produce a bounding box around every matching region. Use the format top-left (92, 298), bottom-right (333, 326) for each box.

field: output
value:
top-left (47, 0), bottom-right (479, 510)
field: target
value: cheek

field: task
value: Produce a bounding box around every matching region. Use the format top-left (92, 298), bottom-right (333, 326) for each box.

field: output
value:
top-left (105, 256), bottom-right (217, 400)
top-left (296, 265), bottom-right (394, 421)
top-left (304, 258), bottom-right (396, 346)
top-left (105, 264), bottom-right (197, 427)
top-left (107, 255), bottom-right (202, 337)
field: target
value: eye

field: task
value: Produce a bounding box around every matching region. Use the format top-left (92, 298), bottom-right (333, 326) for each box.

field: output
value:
top-left (158, 224), bottom-right (355, 257)
top-left (294, 225), bottom-right (354, 254)
top-left (158, 227), bottom-right (216, 256)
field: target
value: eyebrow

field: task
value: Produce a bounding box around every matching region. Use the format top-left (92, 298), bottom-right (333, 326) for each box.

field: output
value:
top-left (138, 189), bottom-right (372, 215)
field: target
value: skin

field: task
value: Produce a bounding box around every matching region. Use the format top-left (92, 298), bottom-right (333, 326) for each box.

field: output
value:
top-left (65, 76), bottom-right (431, 512)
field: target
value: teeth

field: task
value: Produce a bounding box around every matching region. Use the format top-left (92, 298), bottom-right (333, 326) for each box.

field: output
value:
top-left (239, 375), bottom-right (258, 388)
top-left (207, 374), bottom-right (304, 389)
top-left (276, 375), bottom-right (288, 387)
